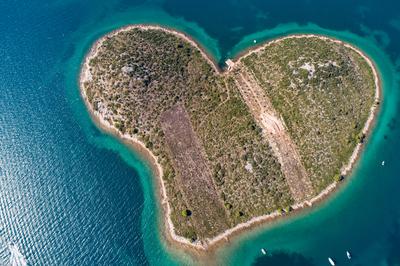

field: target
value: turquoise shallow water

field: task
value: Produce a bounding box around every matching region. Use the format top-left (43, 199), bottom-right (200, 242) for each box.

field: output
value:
top-left (0, 0), bottom-right (399, 265)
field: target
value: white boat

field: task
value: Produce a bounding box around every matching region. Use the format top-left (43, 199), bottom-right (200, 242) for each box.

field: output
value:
top-left (382, 161), bottom-right (385, 166)
top-left (9, 243), bottom-right (27, 266)
top-left (253, 39), bottom-right (257, 43)
top-left (328, 257), bottom-right (335, 266)
top-left (346, 250), bottom-right (351, 259)
top-left (261, 248), bottom-right (267, 255)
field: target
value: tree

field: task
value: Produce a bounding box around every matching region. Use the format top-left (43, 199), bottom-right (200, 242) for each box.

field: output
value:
top-left (181, 209), bottom-right (192, 217)
top-left (334, 174), bottom-right (344, 182)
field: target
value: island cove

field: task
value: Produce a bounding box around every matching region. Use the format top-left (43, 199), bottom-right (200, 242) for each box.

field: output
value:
top-left (80, 25), bottom-right (380, 252)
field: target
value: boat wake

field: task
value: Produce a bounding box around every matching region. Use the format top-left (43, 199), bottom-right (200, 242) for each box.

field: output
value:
top-left (9, 243), bottom-right (27, 266)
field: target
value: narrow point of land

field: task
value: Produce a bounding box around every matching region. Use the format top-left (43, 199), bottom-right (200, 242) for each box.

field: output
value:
top-left (80, 24), bottom-right (380, 253)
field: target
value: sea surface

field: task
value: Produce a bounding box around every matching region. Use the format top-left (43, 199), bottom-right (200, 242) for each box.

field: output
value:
top-left (0, 0), bottom-right (399, 265)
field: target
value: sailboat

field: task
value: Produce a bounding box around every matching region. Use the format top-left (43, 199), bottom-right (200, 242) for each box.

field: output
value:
top-left (9, 243), bottom-right (27, 266)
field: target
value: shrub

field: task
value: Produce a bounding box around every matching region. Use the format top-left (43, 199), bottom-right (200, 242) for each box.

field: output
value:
top-left (181, 209), bottom-right (192, 217)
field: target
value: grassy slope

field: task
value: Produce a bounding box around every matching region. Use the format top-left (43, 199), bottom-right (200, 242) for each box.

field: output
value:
top-left (84, 28), bottom-right (291, 241)
top-left (241, 37), bottom-right (375, 191)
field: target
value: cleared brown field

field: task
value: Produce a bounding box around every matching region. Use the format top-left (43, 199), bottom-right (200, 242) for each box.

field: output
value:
top-left (161, 105), bottom-right (229, 238)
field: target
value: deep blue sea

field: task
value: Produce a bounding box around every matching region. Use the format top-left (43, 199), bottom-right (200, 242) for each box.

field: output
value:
top-left (0, 0), bottom-right (399, 265)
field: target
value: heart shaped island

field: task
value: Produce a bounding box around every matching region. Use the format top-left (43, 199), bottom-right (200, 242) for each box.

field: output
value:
top-left (80, 25), bottom-right (379, 250)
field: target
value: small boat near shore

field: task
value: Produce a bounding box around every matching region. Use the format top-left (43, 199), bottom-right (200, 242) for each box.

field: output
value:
top-left (261, 248), bottom-right (267, 255)
top-left (347, 250), bottom-right (352, 259)
top-left (328, 257), bottom-right (335, 265)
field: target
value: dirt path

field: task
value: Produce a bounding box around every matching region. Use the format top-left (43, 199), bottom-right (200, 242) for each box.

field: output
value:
top-left (233, 68), bottom-right (314, 202)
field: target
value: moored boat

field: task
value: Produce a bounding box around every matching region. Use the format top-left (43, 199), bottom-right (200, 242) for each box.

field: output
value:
top-left (261, 248), bottom-right (267, 255)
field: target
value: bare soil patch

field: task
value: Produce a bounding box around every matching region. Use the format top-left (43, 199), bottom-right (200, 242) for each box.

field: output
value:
top-left (161, 105), bottom-right (229, 239)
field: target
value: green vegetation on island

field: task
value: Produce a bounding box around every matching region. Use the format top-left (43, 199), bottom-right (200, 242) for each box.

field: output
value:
top-left (239, 37), bottom-right (376, 191)
top-left (81, 27), bottom-right (377, 244)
